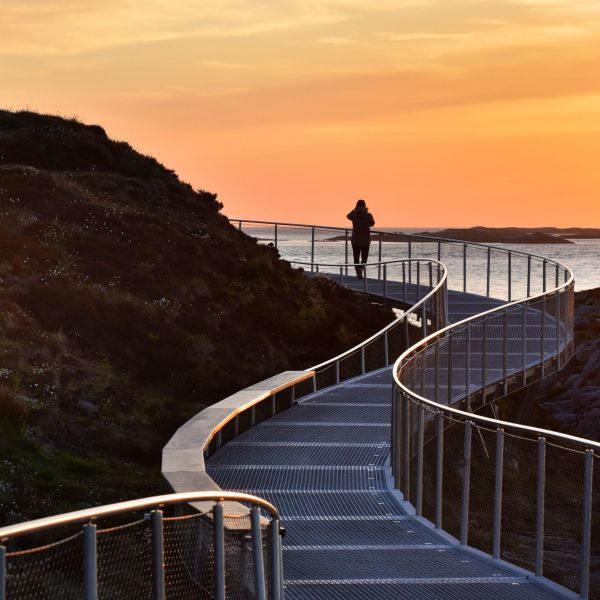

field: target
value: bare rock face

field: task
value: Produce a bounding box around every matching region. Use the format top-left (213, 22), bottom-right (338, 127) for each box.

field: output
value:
top-left (535, 287), bottom-right (600, 441)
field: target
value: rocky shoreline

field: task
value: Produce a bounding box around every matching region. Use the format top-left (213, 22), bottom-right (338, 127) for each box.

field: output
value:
top-left (528, 287), bottom-right (600, 440)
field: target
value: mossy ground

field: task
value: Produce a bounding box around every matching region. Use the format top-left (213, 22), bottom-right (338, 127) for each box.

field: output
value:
top-left (0, 111), bottom-right (393, 524)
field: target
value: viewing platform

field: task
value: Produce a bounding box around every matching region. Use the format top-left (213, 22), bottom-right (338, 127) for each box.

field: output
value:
top-left (1, 221), bottom-right (596, 600)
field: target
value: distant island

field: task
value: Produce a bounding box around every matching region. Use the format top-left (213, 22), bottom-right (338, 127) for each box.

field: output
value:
top-left (327, 226), bottom-right (600, 244)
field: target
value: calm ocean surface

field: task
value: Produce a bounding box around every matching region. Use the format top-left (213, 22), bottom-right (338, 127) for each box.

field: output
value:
top-left (243, 225), bottom-right (600, 293)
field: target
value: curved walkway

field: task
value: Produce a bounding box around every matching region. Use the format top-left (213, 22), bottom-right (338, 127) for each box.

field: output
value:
top-left (206, 280), bottom-right (570, 599)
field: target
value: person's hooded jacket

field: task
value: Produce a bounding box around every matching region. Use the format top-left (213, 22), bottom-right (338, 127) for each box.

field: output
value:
top-left (347, 206), bottom-right (375, 246)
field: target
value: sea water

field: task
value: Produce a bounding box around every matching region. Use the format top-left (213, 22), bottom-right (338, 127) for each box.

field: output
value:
top-left (241, 225), bottom-right (600, 293)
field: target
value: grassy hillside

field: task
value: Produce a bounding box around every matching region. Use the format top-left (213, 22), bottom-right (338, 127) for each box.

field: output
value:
top-left (0, 111), bottom-right (392, 524)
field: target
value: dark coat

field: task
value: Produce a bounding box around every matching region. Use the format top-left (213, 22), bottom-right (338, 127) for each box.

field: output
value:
top-left (347, 207), bottom-right (375, 246)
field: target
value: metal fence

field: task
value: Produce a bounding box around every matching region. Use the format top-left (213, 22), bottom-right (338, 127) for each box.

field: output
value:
top-left (302, 258), bottom-right (448, 392)
top-left (0, 492), bottom-right (284, 600)
top-left (235, 219), bottom-right (592, 596)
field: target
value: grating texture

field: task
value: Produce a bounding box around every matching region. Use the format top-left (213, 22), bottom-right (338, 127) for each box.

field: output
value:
top-left (208, 465), bottom-right (387, 491)
top-left (5, 533), bottom-right (84, 599)
top-left (284, 581), bottom-right (567, 600)
top-left (97, 519), bottom-right (153, 599)
top-left (235, 422), bottom-right (390, 444)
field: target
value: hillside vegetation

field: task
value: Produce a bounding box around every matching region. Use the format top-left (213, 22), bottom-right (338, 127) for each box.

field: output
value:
top-left (0, 111), bottom-right (392, 524)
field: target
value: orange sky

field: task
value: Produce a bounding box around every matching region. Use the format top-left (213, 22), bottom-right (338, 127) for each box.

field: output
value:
top-left (1, 0), bottom-right (599, 227)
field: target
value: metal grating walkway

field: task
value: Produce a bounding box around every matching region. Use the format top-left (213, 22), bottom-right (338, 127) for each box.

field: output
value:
top-left (206, 278), bottom-right (569, 599)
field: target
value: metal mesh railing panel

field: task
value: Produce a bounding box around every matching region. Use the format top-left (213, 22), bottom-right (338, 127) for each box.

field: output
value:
top-left (467, 425), bottom-right (497, 556)
top-left (440, 417), bottom-right (464, 541)
top-left (499, 433), bottom-right (538, 574)
top-left (162, 512), bottom-right (271, 600)
top-left (543, 442), bottom-right (586, 594)
top-left (6, 532), bottom-right (84, 599)
top-left (97, 519), bottom-right (153, 599)
top-left (163, 512), bottom-right (215, 599)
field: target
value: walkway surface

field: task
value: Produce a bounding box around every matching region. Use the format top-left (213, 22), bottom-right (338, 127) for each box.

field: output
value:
top-left (206, 276), bottom-right (567, 599)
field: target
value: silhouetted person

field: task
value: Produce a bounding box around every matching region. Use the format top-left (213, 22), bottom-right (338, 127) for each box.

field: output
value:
top-left (347, 199), bottom-right (375, 278)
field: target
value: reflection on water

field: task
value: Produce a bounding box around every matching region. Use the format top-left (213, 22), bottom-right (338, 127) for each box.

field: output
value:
top-left (242, 225), bottom-right (600, 292)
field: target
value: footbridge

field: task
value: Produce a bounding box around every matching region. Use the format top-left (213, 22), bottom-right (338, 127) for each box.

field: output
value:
top-left (1, 220), bottom-right (597, 599)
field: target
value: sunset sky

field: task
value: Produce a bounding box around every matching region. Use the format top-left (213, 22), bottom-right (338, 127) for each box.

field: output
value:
top-left (1, 0), bottom-right (599, 227)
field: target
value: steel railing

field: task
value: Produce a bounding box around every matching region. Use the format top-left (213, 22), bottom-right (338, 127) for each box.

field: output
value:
top-left (234, 219), bottom-right (589, 597)
top-left (0, 492), bottom-right (284, 600)
top-left (293, 258), bottom-right (448, 391)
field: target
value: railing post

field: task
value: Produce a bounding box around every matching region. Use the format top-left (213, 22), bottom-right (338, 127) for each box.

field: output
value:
top-left (555, 263), bottom-right (559, 288)
top-left (447, 335), bottom-right (453, 404)
top-left (463, 244), bottom-right (467, 293)
top-left (486, 247), bottom-right (491, 297)
top-left (270, 519), bottom-right (283, 600)
top-left (402, 262), bottom-right (407, 303)
top-left (84, 523), bottom-right (98, 600)
top-left (404, 319), bottom-right (410, 351)
top-left (522, 304), bottom-right (528, 386)
top-left (580, 450), bottom-right (594, 599)
top-left (312, 374), bottom-right (317, 393)
top-left (502, 309), bottom-right (508, 394)
top-left (274, 224), bottom-right (278, 249)
top-left (421, 304), bottom-right (427, 337)
top-left (238, 220), bottom-right (242, 231)
top-left (437, 241), bottom-right (441, 261)
top-left (360, 347), bottom-right (366, 374)
top-left (541, 296), bottom-right (546, 377)
top-left (384, 331), bottom-right (389, 367)
top-left (492, 429), bottom-right (504, 559)
top-left (417, 262), bottom-right (421, 300)
top-left (340, 265), bottom-right (344, 287)
top-left (151, 510), bottom-right (165, 600)
top-left (527, 255), bottom-right (532, 297)
top-left (335, 361), bottom-right (340, 384)
top-left (434, 343), bottom-right (440, 404)
top-left (482, 315), bottom-right (488, 399)
top-left (383, 264), bottom-right (388, 300)
top-left (428, 261), bottom-right (433, 289)
top-left (535, 437), bottom-right (546, 577)
top-left (408, 241), bottom-right (412, 282)
top-left (402, 395), bottom-right (410, 497)
top-left (378, 233), bottom-right (382, 280)
top-left (0, 544), bottom-right (6, 600)
top-left (508, 251), bottom-right (512, 301)
top-left (345, 230), bottom-right (349, 275)
top-left (251, 507), bottom-right (267, 600)
top-left (543, 260), bottom-right (547, 292)
top-left (416, 405), bottom-right (424, 516)
top-left (435, 413), bottom-right (444, 529)
top-left (556, 292), bottom-right (561, 369)
top-left (213, 502), bottom-right (226, 600)
top-left (460, 421), bottom-right (472, 545)
top-left (466, 323), bottom-right (471, 410)
top-left (311, 226), bottom-right (315, 272)
top-left (271, 393), bottom-right (276, 417)
top-left (394, 387), bottom-right (402, 484)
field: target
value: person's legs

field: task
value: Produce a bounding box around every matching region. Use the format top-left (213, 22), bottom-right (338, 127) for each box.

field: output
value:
top-left (352, 244), bottom-right (362, 277)
top-left (359, 245), bottom-right (370, 276)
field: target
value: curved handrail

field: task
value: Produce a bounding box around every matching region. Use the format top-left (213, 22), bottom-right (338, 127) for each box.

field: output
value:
top-left (235, 218), bottom-right (588, 595)
top-left (0, 491), bottom-right (280, 542)
top-left (232, 218), bottom-right (574, 274)
top-left (305, 258), bottom-right (447, 372)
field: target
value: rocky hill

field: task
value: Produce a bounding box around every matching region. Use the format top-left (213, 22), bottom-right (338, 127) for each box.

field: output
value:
top-left (524, 287), bottom-right (600, 440)
top-left (0, 111), bottom-right (393, 524)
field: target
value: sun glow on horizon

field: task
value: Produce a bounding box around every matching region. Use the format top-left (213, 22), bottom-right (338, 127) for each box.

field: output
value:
top-left (1, 0), bottom-right (599, 227)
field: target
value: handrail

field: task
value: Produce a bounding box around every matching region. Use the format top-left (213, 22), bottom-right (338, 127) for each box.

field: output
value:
top-left (0, 491), bottom-right (280, 542)
top-left (236, 218), bottom-right (586, 596)
top-left (307, 258), bottom-right (447, 371)
top-left (232, 218), bottom-right (573, 273)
